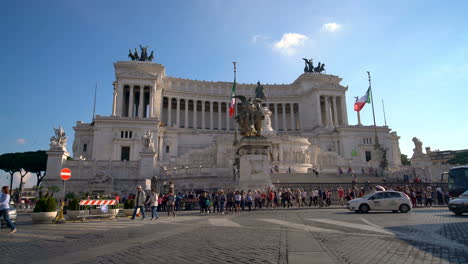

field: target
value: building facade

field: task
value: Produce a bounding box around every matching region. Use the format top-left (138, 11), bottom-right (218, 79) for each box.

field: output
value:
top-left (44, 60), bottom-right (402, 194)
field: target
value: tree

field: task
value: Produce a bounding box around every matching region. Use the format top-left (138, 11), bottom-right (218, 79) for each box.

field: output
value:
top-left (23, 151), bottom-right (48, 192)
top-left (0, 151), bottom-right (48, 200)
top-left (447, 151), bottom-right (468, 165)
top-left (401, 154), bottom-right (412, 166)
top-left (0, 153), bottom-right (21, 195)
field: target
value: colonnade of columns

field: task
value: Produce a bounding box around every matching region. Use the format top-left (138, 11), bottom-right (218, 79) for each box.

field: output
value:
top-left (162, 96), bottom-right (301, 132)
top-left (118, 85), bottom-right (155, 118)
top-left (319, 95), bottom-right (348, 128)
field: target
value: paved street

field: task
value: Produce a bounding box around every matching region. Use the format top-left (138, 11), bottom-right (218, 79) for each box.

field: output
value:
top-left (1, 207), bottom-right (467, 264)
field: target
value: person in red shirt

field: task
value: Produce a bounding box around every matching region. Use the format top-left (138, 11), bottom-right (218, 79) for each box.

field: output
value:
top-left (337, 187), bottom-right (345, 206)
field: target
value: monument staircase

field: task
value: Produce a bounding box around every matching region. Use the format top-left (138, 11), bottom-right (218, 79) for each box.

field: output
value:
top-left (271, 172), bottom-right (386, 184)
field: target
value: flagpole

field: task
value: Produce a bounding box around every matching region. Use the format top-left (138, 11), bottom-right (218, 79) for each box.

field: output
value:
top-left (233, 61), bottom-right (238, 146)
top-left (367, 71), bottom-right (379, 147)
top-left (382, 99), bottom-right (387, 126)
top-left (92, 82), bottom-right (97, 121)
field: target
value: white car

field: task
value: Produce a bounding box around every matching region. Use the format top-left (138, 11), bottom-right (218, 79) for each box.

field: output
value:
top-left (347, 191), bottom-right (412, 213)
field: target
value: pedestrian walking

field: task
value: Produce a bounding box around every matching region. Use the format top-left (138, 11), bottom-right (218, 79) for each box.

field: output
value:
top-left (0, 186), bottom-right (16, 233)
top-left (131, 185), bottom-right (146, 220)
top-left (146, 189), bottom-right (159, 220)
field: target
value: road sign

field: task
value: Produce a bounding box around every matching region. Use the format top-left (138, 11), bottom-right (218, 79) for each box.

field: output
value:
top-left (60, 168), bottom-right (71, 181)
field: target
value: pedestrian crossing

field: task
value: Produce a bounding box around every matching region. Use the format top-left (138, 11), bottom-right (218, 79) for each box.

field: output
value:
top-left (0, 215), bottom-right (395, 242)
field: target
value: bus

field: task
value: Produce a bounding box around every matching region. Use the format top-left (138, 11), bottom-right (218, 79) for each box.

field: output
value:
top-left (448, 166), bottom-right (468, 197)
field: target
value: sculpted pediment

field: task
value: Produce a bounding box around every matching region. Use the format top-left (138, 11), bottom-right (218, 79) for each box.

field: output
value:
top-left (118, 71), bottom-right (158, 79)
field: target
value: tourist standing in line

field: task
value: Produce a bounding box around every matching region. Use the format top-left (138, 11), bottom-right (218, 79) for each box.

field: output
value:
top-left (234, 191), bottom-right (241, 214)
top-left (415, 189), bottom-right (423, 207)
top-left (246, 190), bottom-right (253, 211)
top-left (213, 192), bottom-right (219, 213)
top-left (275, 190), bottom-right (281, 207)
top-left (146, 189), bottom-right (159, 220)
top-left (338, 187), bottom-right (345, 206)
top-left (425, 187), bottom-right (433, 207)
top-left (219, 190), bottom-right (226, 214)
top-left (0, 186), bottom-right (16, 233)
top-left (226, 189), bottom-right (233, 212)
top-left (131, 185), bottom-right (146, 220)
top-left (166, 191), bottom-right (176, 217)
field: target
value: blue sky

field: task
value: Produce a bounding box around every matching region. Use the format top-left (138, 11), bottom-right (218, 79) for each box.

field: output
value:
top-left (1, 0), bottom-right (467, 180)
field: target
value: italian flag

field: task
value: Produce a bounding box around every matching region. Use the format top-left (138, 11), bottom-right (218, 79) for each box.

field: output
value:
top-left (354, 87), bottom-right (371, 112)
top-left (229, 79), bottom-right (236, 117)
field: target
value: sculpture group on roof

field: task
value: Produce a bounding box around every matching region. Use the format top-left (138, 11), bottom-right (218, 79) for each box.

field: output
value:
top-left (128, 45), bottom-right (154, 62)
top-left (302, 58), bottom-right (326, 73)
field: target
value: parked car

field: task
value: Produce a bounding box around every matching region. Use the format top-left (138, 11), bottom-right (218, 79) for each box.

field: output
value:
top-left (1, 202), bottom-right (17, 227)
top-left (448, 190), bottom-right (468, 216)
top-left (347, 191), bottom-right (412, 213)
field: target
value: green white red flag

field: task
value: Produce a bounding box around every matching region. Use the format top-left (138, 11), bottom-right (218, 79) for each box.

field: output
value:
top-left (229, 78), bottom-right (236, 117)
top-left (354, 87), bottom-right (371, 112)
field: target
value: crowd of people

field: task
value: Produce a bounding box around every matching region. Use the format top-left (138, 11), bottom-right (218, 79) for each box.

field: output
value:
top-left (95, 183), bottom-right (451, 220)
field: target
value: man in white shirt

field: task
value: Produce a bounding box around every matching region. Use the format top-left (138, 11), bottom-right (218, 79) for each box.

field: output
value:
top-left (0, 186), bottom-right (16, 233)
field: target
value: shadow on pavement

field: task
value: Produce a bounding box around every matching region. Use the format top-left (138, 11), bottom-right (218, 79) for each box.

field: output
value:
top-left (386, 222), bottom-right (468, 263)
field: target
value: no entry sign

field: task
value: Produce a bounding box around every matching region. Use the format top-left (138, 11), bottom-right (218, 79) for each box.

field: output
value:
top-left (60, 168), bottom-right (71, 181)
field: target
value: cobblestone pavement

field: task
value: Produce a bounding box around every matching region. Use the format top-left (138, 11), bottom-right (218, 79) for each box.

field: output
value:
top-left (0, 207), bottom-right (467, 264)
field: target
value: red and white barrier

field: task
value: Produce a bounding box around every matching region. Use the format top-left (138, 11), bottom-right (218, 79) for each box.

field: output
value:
top-left (79, 200), bottom-right (117, 206)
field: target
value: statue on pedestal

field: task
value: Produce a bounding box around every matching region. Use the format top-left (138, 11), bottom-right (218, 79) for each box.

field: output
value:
top-left (49, 126), bottom-right (67, 151)
top-left (234, 96), bottom-right (264, 137)
top-left (412, 137), bottom-right (424, 158)
top-left (142, 130), bottom-right (155, 152)
top-left (255, 81), bottom-right (266, 101)
top-left (128, 45), bottom-right (155, 62)
top-left (301, 58), bottom-right (326, 73)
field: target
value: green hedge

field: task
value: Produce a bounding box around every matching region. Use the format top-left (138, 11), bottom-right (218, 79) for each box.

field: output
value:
top-left (33, 198), bottom-right (57, 212)
top-left (68, 198), bottom-right (80, 210)
top-left (124, 199), bottom-right (135, 209)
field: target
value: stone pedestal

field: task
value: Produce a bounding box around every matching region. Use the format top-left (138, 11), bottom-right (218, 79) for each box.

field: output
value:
top-left (236, 137), bottom-right (273, 190)
top-left (46, 150), bottom-right (69, 180)
top-left (140, 152), bottom-right (157, 183)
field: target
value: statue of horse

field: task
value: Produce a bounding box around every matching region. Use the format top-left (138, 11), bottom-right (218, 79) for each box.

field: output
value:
top-left (148, 51), bottom-right (154, 61)
top-left (128, 49), bottom-right (136, 60)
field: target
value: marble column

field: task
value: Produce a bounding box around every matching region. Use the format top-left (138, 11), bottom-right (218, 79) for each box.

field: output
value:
top-left (202, 101), bottom-right (206, 129)
top-left (297, 103), bottom-right (303, 131)
top-left (290, 103), bottom-right (295, 131)
top-left (128, 86), bottom-right (134, 118)
top-left (176, 98), bottom-right (180, 128)
top-left (326, 96), bottom-right (333, 128)
top-left (274, 104), bottom-right (279, 130)
top-left (149, 86), bottom-right (154, 118)
top-left (209, 101), bottom-right (213, 130)
top-left (282, 104), bottom-right (287, 131)
top-left (168, 97), bottom-right (172, 127)
top-left (184, 99), bottom-right (189, 128)
top-left (226, 102), bottom-right (230, 130)
top-left (112, 83), bottom-right (117, 117)
top-left (341, 95), bottom-right (348, 125)
top-left (193, 100), bottom-right (197, 129)
top-left (316, 94), bottom-right (323, 127)
top-left (332, 96), bottom-right (339, 128)
top-left (218, 102), bottom-right (222, 130)
top-left (138, 87), bottom-right (144, 118)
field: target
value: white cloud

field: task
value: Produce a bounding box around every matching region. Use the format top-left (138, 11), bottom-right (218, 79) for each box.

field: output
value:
top-left (273, 33), bottom-right (308, 56)
top-left (16, 138), bottom-right (26, 144)
top-left (322, 22), bottom-right (342, 32)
